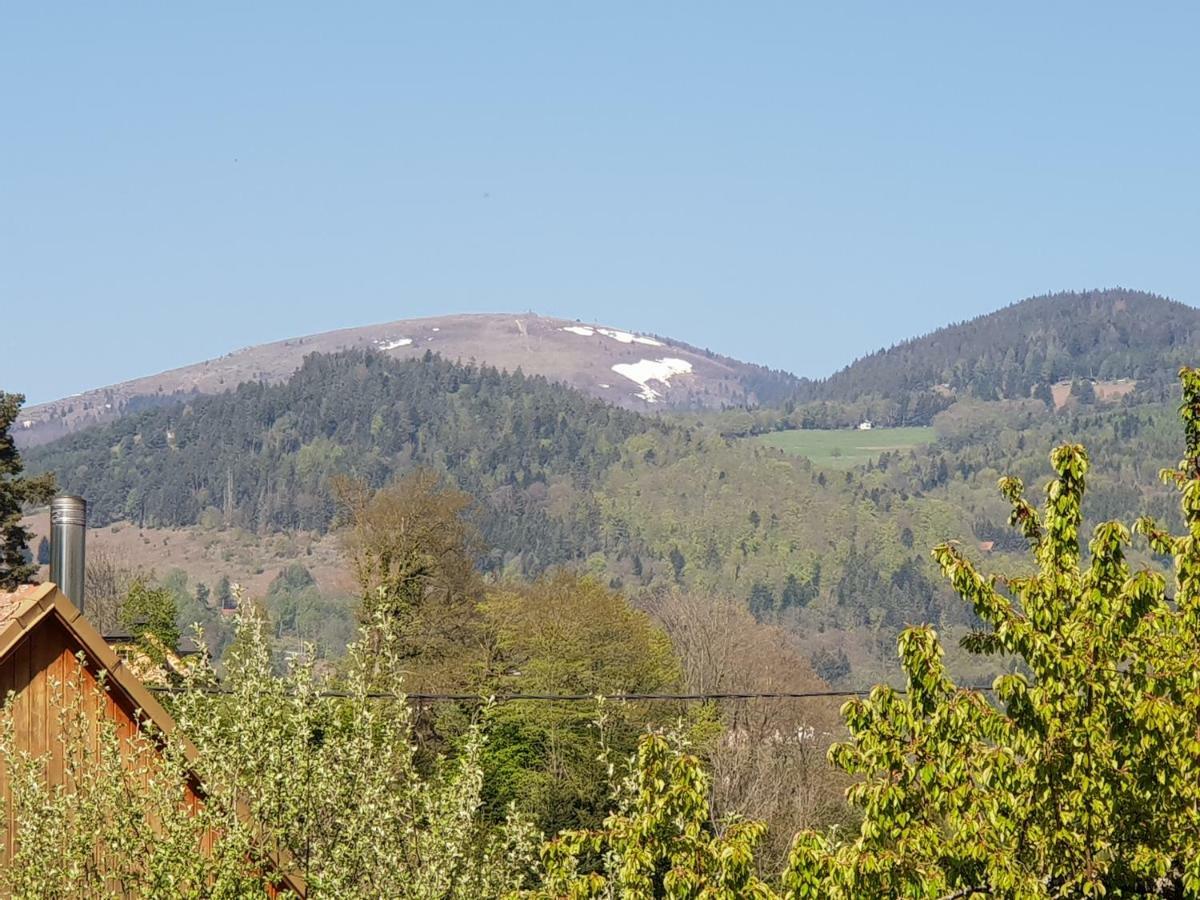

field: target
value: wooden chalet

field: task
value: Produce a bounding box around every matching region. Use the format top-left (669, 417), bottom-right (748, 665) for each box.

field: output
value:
top-left (0, 582), bottom-right (305, 896)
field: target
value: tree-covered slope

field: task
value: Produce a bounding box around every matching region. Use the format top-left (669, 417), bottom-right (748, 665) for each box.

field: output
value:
top-left (25, 341), bottom-right (1200, 687)
top-left (27, 350), bottom-right (661, 575)
top-left (812, 288), bottom-right (1200, 404)
top-left (25, 349), bottom-right (975, 644)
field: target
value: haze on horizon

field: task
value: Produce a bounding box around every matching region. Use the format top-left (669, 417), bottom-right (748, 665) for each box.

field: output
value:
top-left (3, 3), bottom-right (1199, 404)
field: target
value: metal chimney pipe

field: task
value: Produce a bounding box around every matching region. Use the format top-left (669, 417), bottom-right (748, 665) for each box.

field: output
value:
top-left (49, 496), bottom-right (86, 612)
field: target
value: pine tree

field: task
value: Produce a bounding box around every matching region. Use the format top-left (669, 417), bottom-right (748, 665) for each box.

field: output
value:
top-left (0, 393), bottom-right (55, 590)
top-left (216, 575), bottom-right (234, 610)
top-left (1071, 376), bottom-right (1097, 405)
top-left (1033, 380), bottom-right (1055, 409)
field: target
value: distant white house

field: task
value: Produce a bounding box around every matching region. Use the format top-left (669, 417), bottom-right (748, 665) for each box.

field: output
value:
top-left (857, 420), bottom-right (873, 431)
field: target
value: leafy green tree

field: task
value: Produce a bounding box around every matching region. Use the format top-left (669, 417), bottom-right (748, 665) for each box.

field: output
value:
top-left (669, 546), bottom-right (686, 582)
top-left (0, 392), bottom-right (54, 590)
top-left (175, 594), bottom-right (539, 897)
top-left (783, 368), bottom-right (1200, 897)
top-left (337, 469), bottom-right (487, 692)
top-left (521, 730), bottom-right (776, 899)
top-left (748, 581), bottom-right (775, 619)
top-left (215, 573), bottom-right (234, 610)
top-left (121, 578), bottom-right (182, 654)
top-left (263, 563), bottom-right (354, 661)
top-left (480, 571), bottom-right (680, 832)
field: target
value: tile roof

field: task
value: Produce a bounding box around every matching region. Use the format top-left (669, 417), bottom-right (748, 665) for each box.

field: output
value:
top-left (0, 583), bottom-right (44, 628)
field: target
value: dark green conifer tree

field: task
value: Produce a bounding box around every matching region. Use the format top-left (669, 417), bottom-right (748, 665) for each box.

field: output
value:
top-left (0, 393), bottom-right (55, 590)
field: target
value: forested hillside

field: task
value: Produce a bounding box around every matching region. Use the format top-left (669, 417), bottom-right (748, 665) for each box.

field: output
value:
top-left (26, 350), bottom-right (979, 673)
top-left (30, 351), bottom-right (661, 576)
top-left (808, 288), bottom-right (1198, 406)
top-left (25, 319), bottom-right (1200, 686)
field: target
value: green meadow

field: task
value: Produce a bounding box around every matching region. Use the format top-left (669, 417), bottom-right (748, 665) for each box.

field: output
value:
top-left (755, 426), bottom-right (936, 469)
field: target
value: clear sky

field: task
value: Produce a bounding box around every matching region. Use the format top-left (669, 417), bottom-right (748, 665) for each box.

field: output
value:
top-left (3, 3), bottom-right (1198, 404)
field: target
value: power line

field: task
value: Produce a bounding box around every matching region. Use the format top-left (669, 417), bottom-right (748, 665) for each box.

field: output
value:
top-left (143, 686), bottom-right (999, 703)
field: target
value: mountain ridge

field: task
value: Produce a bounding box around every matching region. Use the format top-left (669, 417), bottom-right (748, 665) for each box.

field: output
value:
top-left (15, 287), bottom-right (1197, 445)
top-left (15, 312), bottom-right (801, 446)
top-left (808, 288), bottom-right (1199, 404)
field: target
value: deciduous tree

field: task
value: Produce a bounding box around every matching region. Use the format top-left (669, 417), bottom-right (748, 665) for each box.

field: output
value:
top-left (336, 469), bottom-right (487, 692)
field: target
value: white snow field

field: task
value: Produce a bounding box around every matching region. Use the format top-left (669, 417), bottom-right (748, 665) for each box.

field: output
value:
top-left (374, 338), bottom-right (414, 350)
top-left (611, 358), bottom-right (693, 402)
top-left (560, 325), bottom-right (662, 346)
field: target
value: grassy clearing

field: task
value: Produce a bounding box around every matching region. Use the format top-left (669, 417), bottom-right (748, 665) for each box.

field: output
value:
top-left (754, 426), bottom-right (936, 469)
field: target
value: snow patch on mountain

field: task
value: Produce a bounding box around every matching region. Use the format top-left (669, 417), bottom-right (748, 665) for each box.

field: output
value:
top-left (374, 338), bottom-right (413, 351)
top-left (560, 325), bottom-right (662, 346)
top-left (611, 358), bottom-right (693, 402)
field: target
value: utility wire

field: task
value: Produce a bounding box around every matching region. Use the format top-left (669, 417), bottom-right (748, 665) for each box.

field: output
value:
top-left (143, 686), bottom-right (999, 703)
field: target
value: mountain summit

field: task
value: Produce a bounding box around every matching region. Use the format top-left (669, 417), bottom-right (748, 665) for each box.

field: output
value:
top-left (16, 313), bottom-right (798, 446)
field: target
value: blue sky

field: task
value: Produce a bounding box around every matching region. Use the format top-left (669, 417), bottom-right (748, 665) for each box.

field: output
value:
top-left (3, 3), bottom-right (1198, 403)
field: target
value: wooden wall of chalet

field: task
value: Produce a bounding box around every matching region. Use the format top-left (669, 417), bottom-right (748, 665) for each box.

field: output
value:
top-left (0, 614), bottom-right (291, 896)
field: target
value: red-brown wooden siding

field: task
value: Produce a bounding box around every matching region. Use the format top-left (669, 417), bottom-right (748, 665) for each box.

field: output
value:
top-left (0, 588), bottom-right (299, 896)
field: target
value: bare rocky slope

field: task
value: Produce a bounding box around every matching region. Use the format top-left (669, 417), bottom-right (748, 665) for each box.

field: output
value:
top-left (16, 313), bottom-right (796, 446)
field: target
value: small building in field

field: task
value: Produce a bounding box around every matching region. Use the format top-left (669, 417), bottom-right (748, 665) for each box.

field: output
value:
top-left (857, 420), bottom-right (873, 431)
top-left (0, 582), bottom-right (305, 896)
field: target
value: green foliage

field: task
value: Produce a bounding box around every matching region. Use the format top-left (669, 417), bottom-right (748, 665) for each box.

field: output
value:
top-left (0, 392), bottom-right (55, 589)
top-left (120, 578), bottom-right (182, 657)
top-left (265, 564), bottom-right (354, 663)
top-left (782, 367), bottom-right (1200, 897)
top-left (215, 575), bottom-right (233, 609)
top-left (339, 469), bottom-right (488, 692)
top-left (178, 596), bottom-right (540, 897)
top-left (480, 572), bottom-right (681, 832)
top-left (1071, 377), bottom-right (1098, 405)
top-left (0, 659), bottom-right (277, 897)
top-left (520, 730), bottom-right (777, 900)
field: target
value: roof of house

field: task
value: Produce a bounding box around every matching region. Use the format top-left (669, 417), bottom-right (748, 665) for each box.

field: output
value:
top-left (0, 583), bottom-right (306, 896)
top-left (0, 583), bottom-right (179, 731)
top-left (0, 584), bottom-right (43, 629)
